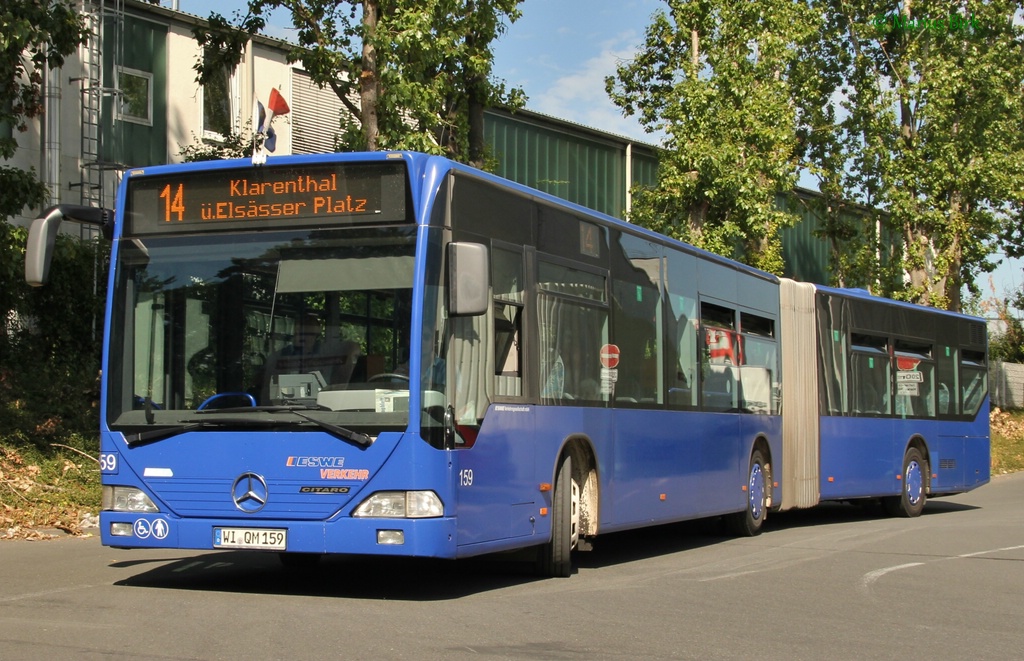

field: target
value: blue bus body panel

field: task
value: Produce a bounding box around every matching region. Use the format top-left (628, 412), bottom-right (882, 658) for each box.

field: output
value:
top-left (102, 511), bottom-right (459, 557)
top-left (819, 416), bottom-right (897, 498)
top-left (819, 398), bottom-right (991, 501)
top-left (452, 404), bottom-right (543, 550)
top-left (453, 405), bottom-right (781, 556)
top-left (100, 429), bottom-right (460, 557)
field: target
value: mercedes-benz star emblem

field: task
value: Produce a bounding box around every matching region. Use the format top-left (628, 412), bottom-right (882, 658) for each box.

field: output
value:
top-left (231, 472), bottom-right (269, 513)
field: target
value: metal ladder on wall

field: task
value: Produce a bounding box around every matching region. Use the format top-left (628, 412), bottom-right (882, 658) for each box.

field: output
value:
top-left (71, 0), bottom-right (126, 237)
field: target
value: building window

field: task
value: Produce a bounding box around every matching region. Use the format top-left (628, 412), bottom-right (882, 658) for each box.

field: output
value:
top-left (202, 60), bottom-right (236, 140)
top-left (117, 67), bottom-right (153, 126)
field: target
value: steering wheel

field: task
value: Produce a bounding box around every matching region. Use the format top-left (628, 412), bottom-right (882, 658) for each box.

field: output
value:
top-left (367, 373), bottom-right (410, 383)
top-left (197, 392), bottom-right (257, 410)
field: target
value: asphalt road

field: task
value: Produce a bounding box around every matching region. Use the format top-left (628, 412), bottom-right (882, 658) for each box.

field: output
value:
top-left (2, 473), bottom-right (1023, 661)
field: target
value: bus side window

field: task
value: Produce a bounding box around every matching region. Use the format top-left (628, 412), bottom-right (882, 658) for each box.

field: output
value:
top-left (850, 333), bottom-right (890, 416)
top-left (664, 251), bottom-right (697, 410)
top-left (936, 345), bottom-right (960, 417)
top-left (492, 245), bottom-right (524, 399)
top-left (610, 233), bottom-right (663, 406)
top-left (537, 259), bottom-right (609, 405)
top-left (739, 313), bottom-right (776, 414)
top-left (494, 303), bottom-right (522, 397)
top-left (700, 301), bottom-right (738, 411)
top-left (960, 349), bottom-right (987, 417)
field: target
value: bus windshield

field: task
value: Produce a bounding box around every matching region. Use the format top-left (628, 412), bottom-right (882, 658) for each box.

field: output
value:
top-left (106, 226), bottom-right (417, 434)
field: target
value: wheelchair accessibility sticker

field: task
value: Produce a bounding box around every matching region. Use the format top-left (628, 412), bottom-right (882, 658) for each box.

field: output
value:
top-left (133, 517), bottom-right (170, 540)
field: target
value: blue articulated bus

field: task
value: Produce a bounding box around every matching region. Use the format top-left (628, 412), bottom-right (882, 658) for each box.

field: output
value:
top-left (25, 152), bottom-right (989, 576)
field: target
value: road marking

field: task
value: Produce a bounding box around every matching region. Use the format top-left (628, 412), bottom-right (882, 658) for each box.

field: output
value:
top-left (860, 544), bottom-right (1024, 595)
top-left (956, 544), bottom-right (1024, 558)
top-left (0, 585), bottom-right (96, 604)
top-left (860, 562), bottom-right (924, 593)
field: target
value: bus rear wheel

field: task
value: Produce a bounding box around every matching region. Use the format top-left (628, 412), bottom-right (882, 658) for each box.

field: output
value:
top-left (884, 447), bottom-right (927, 518)
top-left (726, 449), bottom-right (768, 537)
top-left (536, 454), bottom-right (579, 577)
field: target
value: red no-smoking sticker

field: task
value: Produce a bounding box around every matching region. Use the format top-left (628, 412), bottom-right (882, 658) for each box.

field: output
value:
top-left (600, 344), bottom-right (620, 369)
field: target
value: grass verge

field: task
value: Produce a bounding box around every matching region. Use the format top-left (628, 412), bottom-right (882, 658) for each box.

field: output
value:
top-left (1, 441), bottom-right (101, 539)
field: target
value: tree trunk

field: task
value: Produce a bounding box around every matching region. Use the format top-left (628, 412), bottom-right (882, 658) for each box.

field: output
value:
top-left (361, 0), bottom-right (380, 151)
top-left (464, 0), bottom-right (485, 168)
top-left (467, 88), bottom-right (485, 169)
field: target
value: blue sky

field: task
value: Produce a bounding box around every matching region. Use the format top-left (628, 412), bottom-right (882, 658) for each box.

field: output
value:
top-left (162, 0), bottom-right (1020, 306)
top-left (488, 0), bottom-right (661, 142)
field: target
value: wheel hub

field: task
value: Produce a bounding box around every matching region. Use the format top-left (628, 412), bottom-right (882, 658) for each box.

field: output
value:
top-left (749, 463), bottom-right (765, 521)
top-left (905, 459), bottom-right (923, 506)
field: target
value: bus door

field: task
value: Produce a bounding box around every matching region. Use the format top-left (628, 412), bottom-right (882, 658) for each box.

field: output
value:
top-left (698, 300), bottom-right (743, 514)
top-left (450, 243), bottom-right (541, 549)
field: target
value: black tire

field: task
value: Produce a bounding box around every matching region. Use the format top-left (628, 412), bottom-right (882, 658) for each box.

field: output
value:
top-left (726, 449), bottom-right (769, 537)
top-left (883, 447), bottom-right (927, 518)
top-left (536, 454), bottom-right (578, 577)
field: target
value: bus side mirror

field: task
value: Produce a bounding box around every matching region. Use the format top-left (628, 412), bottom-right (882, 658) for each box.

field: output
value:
top-left (448, 242), bottom-right (489, 316)
top-left (25, 204), bottom-right (114, 286)
top-left (25, 207), bottom-right (65, 287)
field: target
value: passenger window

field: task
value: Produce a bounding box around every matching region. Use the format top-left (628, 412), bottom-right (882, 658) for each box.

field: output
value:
top-left (611, 234), bottom-right (663, 406)
top-left (850, 333), bottom-right (890, 416)
top-left (664, 251), bottom-right (698, 410)
top-left (701, 302), bottom-right (739, 411)
top-left (893, 339), bottom-right (935, 418)
top-left (961, 349), bottom-right (987, 418)
top-left (739, 313), bottom-right (777, 414)
top-left (935, 345), bottom-right (959, 416)
top-left (538, 258), bottom-right (609, 405)
top-left (492, 246), bottom-right (524, 398)
top-left (494, 302), bottom-right (522, 396)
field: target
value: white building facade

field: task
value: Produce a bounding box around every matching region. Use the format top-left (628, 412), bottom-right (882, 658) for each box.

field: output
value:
top-left (8, 0), bottom-right (345, 229)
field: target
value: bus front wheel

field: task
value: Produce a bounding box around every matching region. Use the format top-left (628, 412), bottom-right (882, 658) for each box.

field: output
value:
top-left (536, 454), bottom-right (579, 577)
top-left (884, 448), bottom-right (927, 518)
top-left (726, 449), bottom-right (768, 537)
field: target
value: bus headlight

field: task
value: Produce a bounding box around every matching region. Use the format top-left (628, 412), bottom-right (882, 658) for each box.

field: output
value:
top-left (102, 486), bottom-right (159, 513)
top-left (352, 491), bottom-right (443, 518)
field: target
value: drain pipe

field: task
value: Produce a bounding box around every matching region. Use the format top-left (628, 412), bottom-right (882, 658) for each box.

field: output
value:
top-left (42, 63), bottom-right (62, 209)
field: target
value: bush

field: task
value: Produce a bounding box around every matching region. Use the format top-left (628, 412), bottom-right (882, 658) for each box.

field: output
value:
top-left (0, 220), bottom-right (107, 453)
top-left (991, 408), bottom-right (1024, 475)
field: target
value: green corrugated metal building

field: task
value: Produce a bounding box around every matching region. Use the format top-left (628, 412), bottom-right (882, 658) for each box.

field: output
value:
top-left (484, 107), bottom-right (873, 286)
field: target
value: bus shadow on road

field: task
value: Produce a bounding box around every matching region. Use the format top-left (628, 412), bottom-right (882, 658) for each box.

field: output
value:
top-left (760, 498), bottom-right (980, 533)
top-left (112, 551), bottom-right (541, 600)
top-left (109, 520), bottom-right (732, 599)
top-left (110, 500), bottom-right (980, 599)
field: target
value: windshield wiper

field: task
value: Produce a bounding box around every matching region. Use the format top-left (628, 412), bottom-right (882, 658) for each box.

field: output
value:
top-left (285, 409), bottom-right (374, 447)
top-left (196, 405), bottom-right (374, 448)
top-left (126, 418), bottom-right (280, 447)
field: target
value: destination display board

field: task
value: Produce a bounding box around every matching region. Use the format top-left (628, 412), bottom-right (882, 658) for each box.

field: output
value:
top-left (125, 161), bottom-right (409, 235)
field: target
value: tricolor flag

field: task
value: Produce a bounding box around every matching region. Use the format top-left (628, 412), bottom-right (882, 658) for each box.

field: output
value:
top-left (252, 87), bottom-right (291, 164)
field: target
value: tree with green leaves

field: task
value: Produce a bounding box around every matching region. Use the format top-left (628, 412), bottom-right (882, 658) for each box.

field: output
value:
top-left (1, 0), bottom-right (90, 220)
top-left (607, 0), bottom-right (817, 275)
top-left (2, 0), bottom-right (90, 350)
top-left (194, 0), bottom-right (525, 168)
top-left (611, 1), bottom-right (1024, 310)
top-left (1, 2), bottom-right (111, 450)
top-left (794, 1), bottom-right (1024, 310)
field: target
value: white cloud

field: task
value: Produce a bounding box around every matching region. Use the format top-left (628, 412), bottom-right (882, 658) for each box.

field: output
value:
top-left (528, 38), bottom-right (654, 142)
